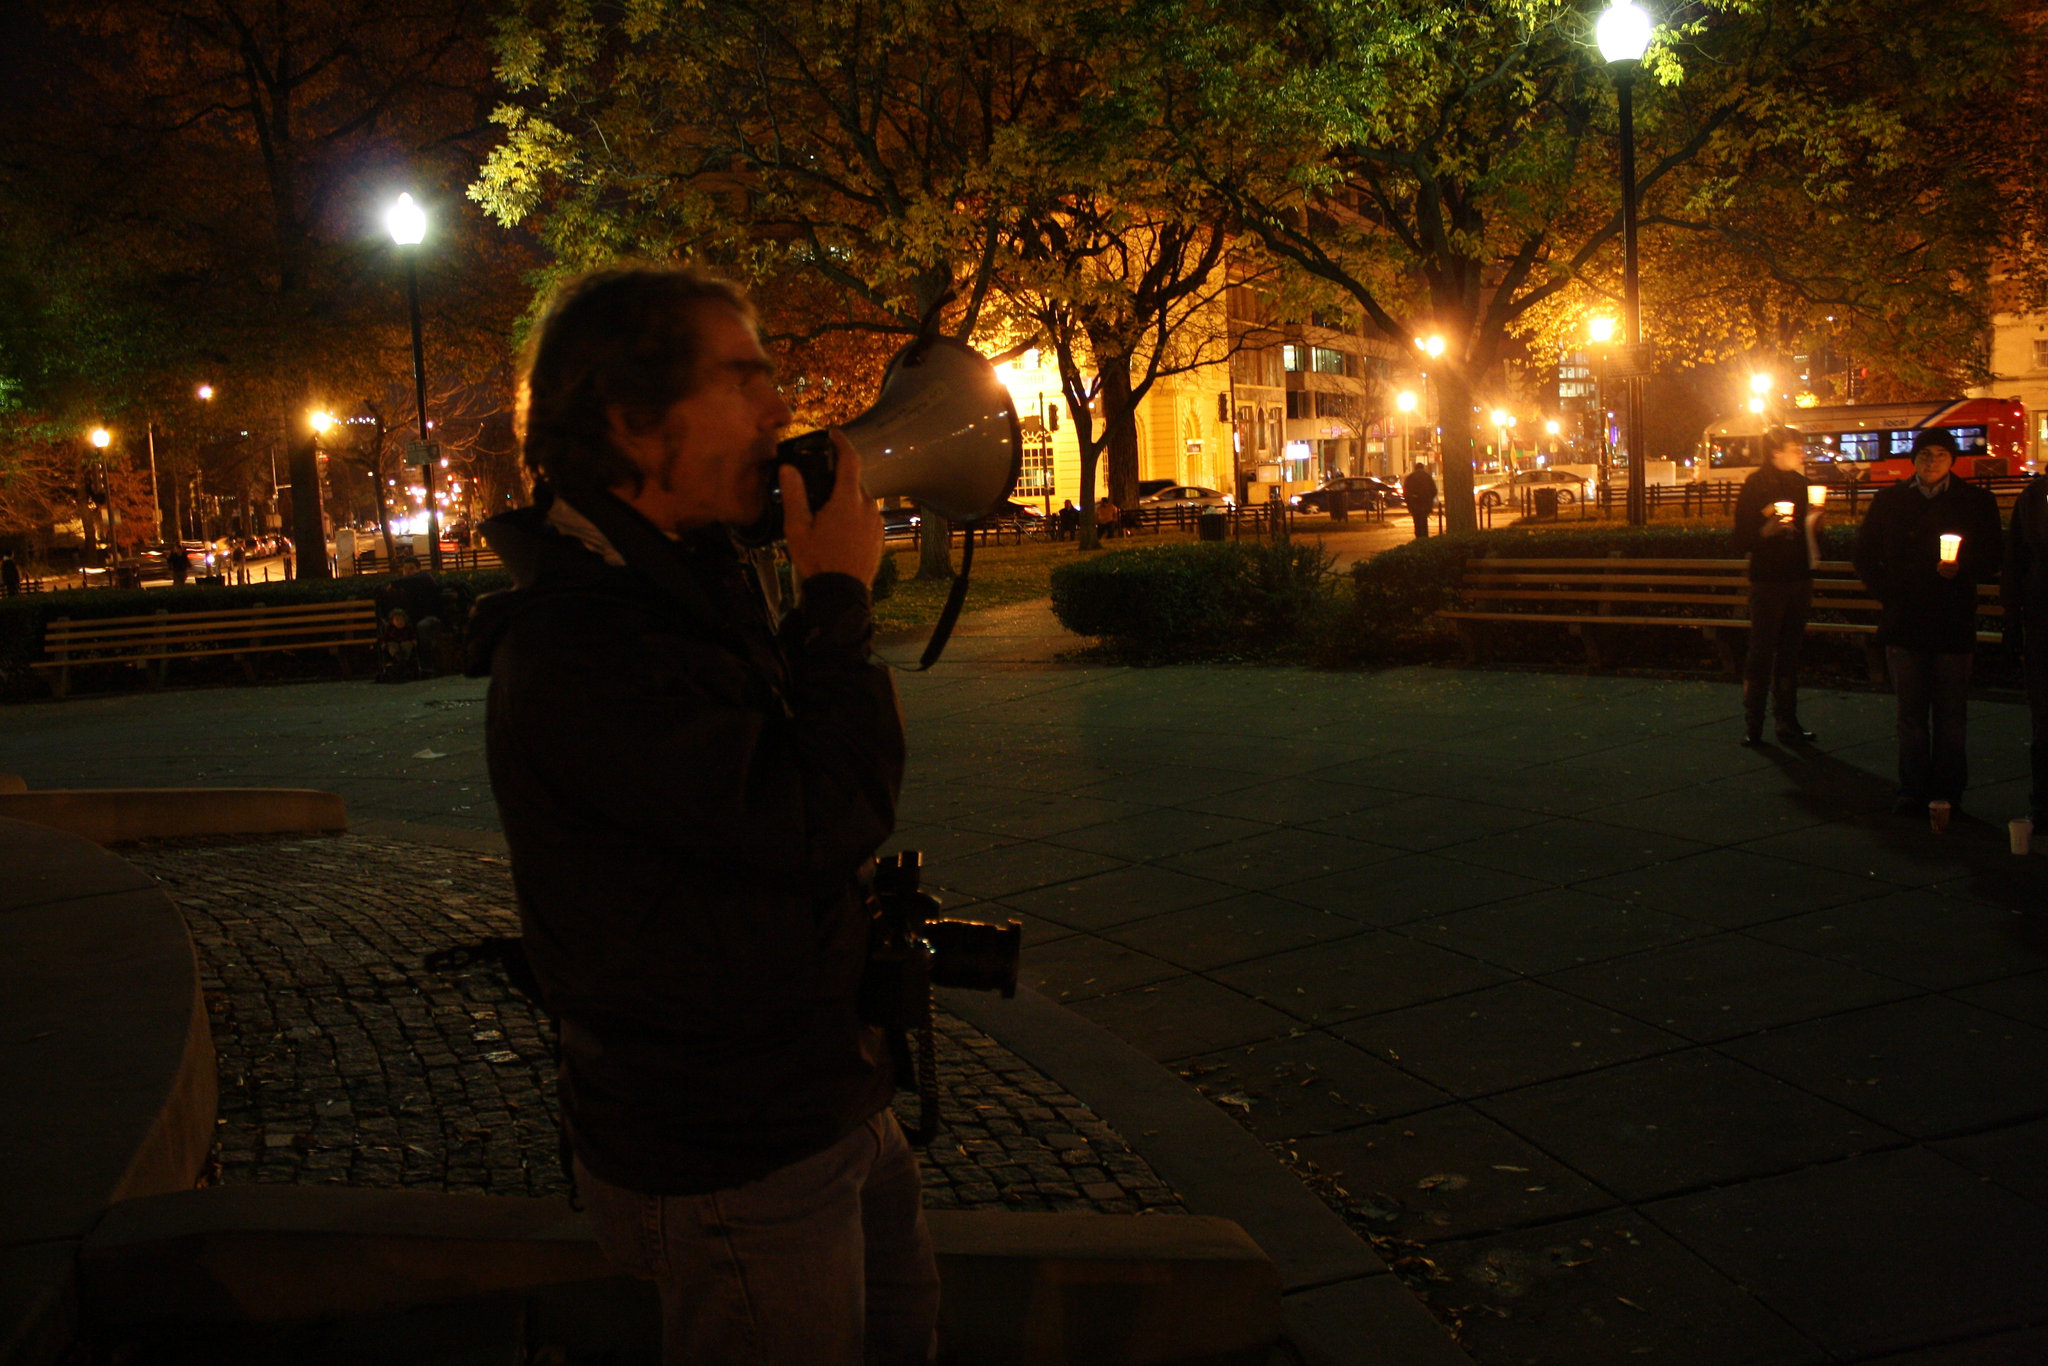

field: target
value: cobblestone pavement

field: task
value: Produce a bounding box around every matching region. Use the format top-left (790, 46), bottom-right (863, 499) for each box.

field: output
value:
top-left (127, 834), bottom-right (1183, 1214)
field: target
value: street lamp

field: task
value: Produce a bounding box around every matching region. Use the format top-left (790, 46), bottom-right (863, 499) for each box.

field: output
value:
top-left (385, 192), bottom-right (439, 572)
top-left (1598, 0), bottom-right (1653, 525)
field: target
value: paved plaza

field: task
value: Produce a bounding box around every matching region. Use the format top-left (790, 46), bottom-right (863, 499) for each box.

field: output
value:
top-left (5, 600), bottom-right (2048, 1363)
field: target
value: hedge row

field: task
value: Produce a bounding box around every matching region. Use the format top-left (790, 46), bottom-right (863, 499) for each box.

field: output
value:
top-left (0, 570), bottom-right (512, 700)
top-left (1049, 541), bottom-right (1337, 662)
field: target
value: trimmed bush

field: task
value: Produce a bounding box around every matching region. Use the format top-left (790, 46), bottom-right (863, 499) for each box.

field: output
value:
top-left (1050, 540), bottom-right (1335, 662)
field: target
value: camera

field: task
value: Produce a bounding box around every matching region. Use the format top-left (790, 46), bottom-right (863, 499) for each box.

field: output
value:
top-left (858, 851), bottom-right (1019, 1033)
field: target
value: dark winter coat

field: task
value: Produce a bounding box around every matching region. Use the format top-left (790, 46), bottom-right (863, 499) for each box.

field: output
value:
top-left (1730, 465), bottom-right (1817, 583)
top-left (2002, 474), bottom-right (2048, 627)
top-left (1851, 476), bottom-right (2004, 654)
top-left (468, 492), bottom-right (903, 1196)
top-left (1402, 466), bottom-right (1438, 510)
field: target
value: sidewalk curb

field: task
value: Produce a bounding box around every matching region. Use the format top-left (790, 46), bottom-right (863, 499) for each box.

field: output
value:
top-left (940, 986), bottom-right (1474, 1366)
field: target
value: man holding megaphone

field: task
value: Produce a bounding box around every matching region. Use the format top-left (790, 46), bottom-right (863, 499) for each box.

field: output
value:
top-left (468, 268), bottom-right (939, 1365)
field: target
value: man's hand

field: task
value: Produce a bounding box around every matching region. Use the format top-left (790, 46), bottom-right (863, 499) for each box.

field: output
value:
top-left (1938, 560), bottom-right (1961, 579)
top-left (782, 429), bottom-right (883, 586)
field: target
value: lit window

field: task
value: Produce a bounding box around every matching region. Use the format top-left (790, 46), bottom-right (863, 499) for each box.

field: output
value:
top-left (2033, 338), bottom-right (2048, 370)
top-left (1282, 345), bottom-right (1304, 372)
top-left (1311, 347), bottom-right (1347, 375)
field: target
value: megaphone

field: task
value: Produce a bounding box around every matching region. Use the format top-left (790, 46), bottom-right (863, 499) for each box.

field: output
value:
top-left (743, 338), bottom-right (1022, 544)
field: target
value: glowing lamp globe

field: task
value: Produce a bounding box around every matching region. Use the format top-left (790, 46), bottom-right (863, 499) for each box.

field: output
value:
top-left (1596, 1), bottom-right (1652, 63)
top-left (89, 427), bottom-right (111, 448)
top-left (1396, 391), bottom-right (1419, 413)
top-left (1589, 316), bottom-right (1617, 344)
top-left (310, 409), bottom-right (335, 434)
top-left (385, 193), bottom-right (427, 246)
top-left (1490, 409), bottom-right (1509, 428)
top-left (1750, 372), bottom-right (1773, 395)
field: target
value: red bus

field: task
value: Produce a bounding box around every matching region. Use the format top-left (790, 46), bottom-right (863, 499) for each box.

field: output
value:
top-left (1700, 397), bottom-right (2029, 485)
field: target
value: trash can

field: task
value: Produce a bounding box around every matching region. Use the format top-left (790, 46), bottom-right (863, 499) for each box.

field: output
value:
top-left (1533, 487), bottom-right (1560, 520)
top-left (1197, 511), bottom-right (1227, 541)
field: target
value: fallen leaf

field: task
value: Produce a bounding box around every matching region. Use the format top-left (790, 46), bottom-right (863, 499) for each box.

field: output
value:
top-left (1417, 1173), bottom-right (1469, 1192)
top-left (1491, 1164), bottom-right (1530, 1173)
top-left (412, 748), bottom-right (446, 760)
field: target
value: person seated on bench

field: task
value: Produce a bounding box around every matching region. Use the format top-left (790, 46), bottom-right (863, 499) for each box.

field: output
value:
top-left (1731, 426), bottom-right (1823, 746)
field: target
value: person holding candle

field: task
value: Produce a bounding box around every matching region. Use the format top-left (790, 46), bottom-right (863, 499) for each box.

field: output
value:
top-left (1852, 428), bottom-right (2003, 818)
top-left (1731, 427), bottom-right (1823, 745)
top-left (2001, 462), bottom-right (2048, 835)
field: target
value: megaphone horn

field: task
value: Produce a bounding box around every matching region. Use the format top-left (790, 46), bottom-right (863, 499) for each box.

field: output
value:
top-left (743, 339), bottom-right (1022, 544)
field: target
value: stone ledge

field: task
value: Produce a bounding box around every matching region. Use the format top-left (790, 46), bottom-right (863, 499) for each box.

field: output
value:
top-left (0, 819), bottom-right (215, 1366)
top-left (79, 1187), bottom-right (1280, 1366)
top-left (0, 788), bottom-right (346, 845)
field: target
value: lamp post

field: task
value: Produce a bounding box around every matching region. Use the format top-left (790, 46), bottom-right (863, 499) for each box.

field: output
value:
top-left (1396, 390), bottom-right (1418, 473)
top-left (385, 193), bottom-right (439, 572)
top-left (1598, 0), bottom-right (1652, 525)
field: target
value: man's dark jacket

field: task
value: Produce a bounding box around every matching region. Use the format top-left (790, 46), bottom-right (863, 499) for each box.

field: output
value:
top-left (2002, 474), bottom-right (2048, 628)
top-left (468, 494), bottom-right (903, 1196)
top-left (1730, 465), bottom-right (1815, 583)
top-left (1851, 476), bottom-right (2004, 653)
top-left (1402, 466), bottom-right (1438, 509)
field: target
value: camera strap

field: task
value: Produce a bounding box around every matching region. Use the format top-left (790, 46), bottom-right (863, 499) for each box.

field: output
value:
top-left (891, 530), bottom-right (975, 673)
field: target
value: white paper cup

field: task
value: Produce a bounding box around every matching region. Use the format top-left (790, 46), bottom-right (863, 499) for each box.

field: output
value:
top-left (1808, 485), bottom-right (1826, 506)
top-left (1939, 533), bottom-right (1962, 564)
top-left (1772, 500), bottom-right (1795, 520)
top-left (2012, 818), bottom-right (2033, 855)
top-left (1929, 800), bottom-right (1951, 833)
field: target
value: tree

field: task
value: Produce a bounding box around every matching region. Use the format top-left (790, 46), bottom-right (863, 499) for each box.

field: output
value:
top-left (5, 0), bottom-right (532, 570)
top-left (1168, 0), bottom-right (2033, 532)
top-left (475, 0), bottom-right (1079, 577)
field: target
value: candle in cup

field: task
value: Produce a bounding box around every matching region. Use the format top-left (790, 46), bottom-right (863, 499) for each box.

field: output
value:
top-left (1808, 485), bottom-right (1826, 506)
top-left (1939, 533), bottom-right (1962, 564)
top-left (1772, 500), bottom-right (1795, 523)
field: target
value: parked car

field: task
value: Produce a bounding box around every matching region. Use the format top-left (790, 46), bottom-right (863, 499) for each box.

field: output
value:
top-left (1291, 476), bottom-right (1402, 513)
top-left (1136, 478), bottom-right (1177, 500)
top-left (1473, 468), bottom-right (1590, 508)
top-left (882, 507), bottom-right (923, 540)
top-left (1135, 485), bottom-right (1234, 513)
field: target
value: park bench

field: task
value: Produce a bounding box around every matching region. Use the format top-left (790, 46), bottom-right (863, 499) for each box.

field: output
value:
top-left (1442, 556), bottom-right (2004, 682)
top-left (33, 600), bottom-right (379, 698)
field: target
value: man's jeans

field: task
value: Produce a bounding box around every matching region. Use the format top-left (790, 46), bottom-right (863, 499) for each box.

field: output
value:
top-left (577, 1110), bottom-right (939, 1365)
top-left (1886, 647), bottom-right (1974, 805)
top-left (1743, 580), bottom-right (1811, 733)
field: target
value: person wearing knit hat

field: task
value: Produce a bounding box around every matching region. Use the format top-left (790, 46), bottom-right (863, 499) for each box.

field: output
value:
top-left (1852, 429), bottom-right (2004, 818)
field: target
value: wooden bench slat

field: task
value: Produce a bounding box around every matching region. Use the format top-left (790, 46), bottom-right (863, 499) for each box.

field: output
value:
top-left (31, 637), bottom-right (377, 668)
top-left (45, 620), bottom-right (379, 648)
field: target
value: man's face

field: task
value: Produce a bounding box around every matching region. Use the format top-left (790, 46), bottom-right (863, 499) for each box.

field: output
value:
top-left (1913, 447), bottom-right (1954, 487)
top-left (1770, 439), bottom-right (1805, 472)
top-left (610, 304), bottom-right (792, 531)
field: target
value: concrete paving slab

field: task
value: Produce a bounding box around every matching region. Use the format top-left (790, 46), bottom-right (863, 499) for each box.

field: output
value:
top-left (1021, 933), bottom-right (1183, 1003)
top-left (1717, 996), bottom-right (2048, 1139)
top-left (1541, 935), bottom-right (1919, 1043)
top-left (1170, 775), bottom-right (1408, 825)
top-left (1585, 778), bottom-right (1835, 845)
top-left (1048, 808), bottom-right (1273, 861)
top-left (1177, 1033), bottom-right (1453, 1141)
top-left (1155, 825), bottom-right (1399, 890)
top-left (1642, 1147), bottom-right (2048, 1360)
top-left (920, 839), bottom-right (1125, 901)
top-left (1104, 897), bottom-right (1369, 973)
top-left (1743, 893), bottom-right (2048, 991)
top-left (1435, 818), bottom-right (1710, 887)
top-left (1001, 864), bottom-right (1239, 933)
top-left (1299, 794), bottom-right (1550, 853)
top-left (1572, 847), bottom-right (1890, 927)
top-left (1858, 1327), bottom-right (2048, 1364)
top-left (1739, 819), bottom-right (1987, 887)
top-left (1949, 968), bottom-right (2048, 1029)
top-left (1421, 1209), bottom-right (1823, 1366)
top-left (1280, 1274), bottom-right (1476, 1366)
top-left (1408, 888), bottom-right (1707, 976)
top-left (1473, 1049), bottom-right (1905, 1203)
top-left (1271, 855), bottom-right (1548, 926)
top-left (1069, 976), bottom-right (1299, 1065)
top-left (1291, 1104), bottom-right (1618, 1244)
top-left (0, 819), bottom-right (159, 912)
top-left (1206, 933), bottom-right (1511, 1025)
top-left (1931, 1116), bottom-right (2048, 1210)
top-left (1331, 980), bottom-right (1685, 1098)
